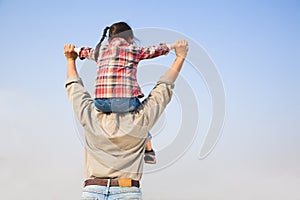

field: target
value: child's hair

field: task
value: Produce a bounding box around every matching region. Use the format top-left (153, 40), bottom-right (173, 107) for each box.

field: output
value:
top-left (94, 22), bottom-right (134, 59)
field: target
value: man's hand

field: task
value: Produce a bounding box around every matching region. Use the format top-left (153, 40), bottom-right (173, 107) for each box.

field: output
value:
top-left (64, 44), bottom-right (78, 61)
top-left (174, 40), bottom-right (188, 59)
top-left (64, 44), bottom-right (78, 78)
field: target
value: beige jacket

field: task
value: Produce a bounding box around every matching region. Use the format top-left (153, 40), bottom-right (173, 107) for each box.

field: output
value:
top-left (66, 74), bottom-right (174, 181)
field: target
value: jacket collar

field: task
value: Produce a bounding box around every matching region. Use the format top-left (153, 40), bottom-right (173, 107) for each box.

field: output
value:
top-left (109, 37), bottom-right (130, 46)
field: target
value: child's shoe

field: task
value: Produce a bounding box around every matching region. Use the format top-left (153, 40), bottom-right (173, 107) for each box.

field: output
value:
top-left (144, 150), bottom-right (156, 164)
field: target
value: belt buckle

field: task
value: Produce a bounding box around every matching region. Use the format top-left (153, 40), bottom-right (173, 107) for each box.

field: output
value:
top-left (118, 178), bottom-right (132, 187)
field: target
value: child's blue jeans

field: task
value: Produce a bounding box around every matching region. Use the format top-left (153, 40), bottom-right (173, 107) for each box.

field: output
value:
top-left (94, 97), bottom-right (141, 113)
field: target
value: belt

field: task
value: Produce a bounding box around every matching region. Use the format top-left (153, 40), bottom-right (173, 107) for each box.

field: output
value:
top-left (84, 178), bottom-right (140, 188)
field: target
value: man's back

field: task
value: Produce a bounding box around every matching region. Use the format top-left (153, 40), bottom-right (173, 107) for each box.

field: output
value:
top-left (65, 75), bottom-right (174, 180)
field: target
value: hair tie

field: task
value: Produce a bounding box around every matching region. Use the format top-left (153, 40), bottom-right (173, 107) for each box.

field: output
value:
top-left (102, 26), bottom-right (110, 38)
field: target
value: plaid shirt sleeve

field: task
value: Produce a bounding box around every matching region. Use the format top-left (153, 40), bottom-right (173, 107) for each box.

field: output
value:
top-left (78, 47), bottom-right (95, 61)
top-left (139, 43), bottom-right (170, 60)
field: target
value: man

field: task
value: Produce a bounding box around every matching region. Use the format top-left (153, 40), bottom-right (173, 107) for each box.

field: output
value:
top-left (64, 40), bottom-right (188, 199)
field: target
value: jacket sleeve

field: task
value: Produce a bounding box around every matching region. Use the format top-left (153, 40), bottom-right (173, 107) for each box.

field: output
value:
top-left (138, 43), bottom-right (170, 60)
top-left (139, 74), bottom-right (174, 130)
top-left (78, 47), bottom-right (96, 61)
top-left (65, 76), bottom-right (95, 127)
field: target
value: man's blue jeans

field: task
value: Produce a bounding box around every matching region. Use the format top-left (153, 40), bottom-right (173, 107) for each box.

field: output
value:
top-left (81, 185), bottom-right (142, 200)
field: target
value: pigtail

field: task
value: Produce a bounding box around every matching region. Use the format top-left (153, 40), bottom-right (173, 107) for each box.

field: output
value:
top-left (94, 26), bottom-right (110, 60)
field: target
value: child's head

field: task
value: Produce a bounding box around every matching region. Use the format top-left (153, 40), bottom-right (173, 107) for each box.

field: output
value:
top-left (99, 22), bottom-right (134, 45)
top-left (108, 22), bottom-right (134, 43)
top-left (95, 22), bottom-right (134, 59)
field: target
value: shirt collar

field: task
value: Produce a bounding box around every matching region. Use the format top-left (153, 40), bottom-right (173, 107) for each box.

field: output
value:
top-left (109, 37), bottom-right (130, 46)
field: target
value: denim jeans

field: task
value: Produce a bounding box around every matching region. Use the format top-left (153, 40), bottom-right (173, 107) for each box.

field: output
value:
top-left (81, 185), bottom-right (142, 200)
top-left (94, 98), bottom-right (141, 113)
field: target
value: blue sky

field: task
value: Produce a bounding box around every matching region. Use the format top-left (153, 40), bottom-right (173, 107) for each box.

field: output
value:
top-left (1, 0), bottom-right (300, 199)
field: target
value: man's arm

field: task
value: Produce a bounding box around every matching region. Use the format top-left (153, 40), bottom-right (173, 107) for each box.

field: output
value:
top-left (64, 44), bottom-right (95, 128)
top-left (164, 40), bottom-right (188, 82)
top-left (64, 44), bottom-right (78, 78)
top-left (139, 40), bottom-right (189, 130)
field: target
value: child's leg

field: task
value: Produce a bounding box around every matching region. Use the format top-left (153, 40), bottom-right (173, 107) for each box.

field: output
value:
top-left (94, 98), bottom-right (139, 113)
top-left (111, 98), bottom-right (140, 113)
top-left (145, 132), bottom-right (153, 151)
top-left (145, 140), bottom-right (153, 151)
top-left (144, 132), bottom-right (156, 164)
top-left (94, 98), bottom-right (112, 113)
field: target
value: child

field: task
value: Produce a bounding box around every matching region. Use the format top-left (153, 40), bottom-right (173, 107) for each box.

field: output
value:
top-left (75, 22), bottom-right (175, 164)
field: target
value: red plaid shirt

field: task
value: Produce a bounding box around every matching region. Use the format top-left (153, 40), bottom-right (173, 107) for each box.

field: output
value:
top-left (79, 37), bottom-right (170, 98)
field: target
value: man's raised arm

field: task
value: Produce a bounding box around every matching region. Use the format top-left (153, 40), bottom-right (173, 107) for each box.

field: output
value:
top-left (164, 40), bottom-right (188, 82)
top-left (64, 44), bottom-right (95, 128)
top-left (64, 44), bottom-right (78, 78)
top-left (140, 40), bottom-right (189, 131)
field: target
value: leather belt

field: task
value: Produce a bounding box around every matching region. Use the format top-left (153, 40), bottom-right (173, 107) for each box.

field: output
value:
top-left (84, 178), bottom-right (140, 188)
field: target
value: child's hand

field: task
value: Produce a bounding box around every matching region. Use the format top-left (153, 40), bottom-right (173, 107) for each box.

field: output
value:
top-left (64, 44), bottom-right (78, 61)
top-left (169, 42), bottom-right (176, 50)
top-left (74, 47), bottom-right (80, 55)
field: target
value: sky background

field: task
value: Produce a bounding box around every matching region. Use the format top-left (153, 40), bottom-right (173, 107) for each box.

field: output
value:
top-left (0, 0), bottom-right (300, 199)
